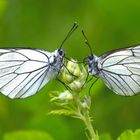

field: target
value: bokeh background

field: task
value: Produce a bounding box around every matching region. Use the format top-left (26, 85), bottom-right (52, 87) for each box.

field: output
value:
top-left (0, 0), bottom-right (140, 140)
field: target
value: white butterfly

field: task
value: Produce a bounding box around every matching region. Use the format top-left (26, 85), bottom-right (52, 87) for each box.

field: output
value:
top-left (82, 31), bottom-right (140, 96)
top-left (0, 23), bottom-right (78, 99)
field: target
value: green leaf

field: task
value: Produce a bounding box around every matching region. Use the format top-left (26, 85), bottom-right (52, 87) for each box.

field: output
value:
top-left (117, 129), bottom-right (140, 140)
top-left (3, 130), bottom-right (54, 140)
top-left (134, 129), bottom-right (140, 139)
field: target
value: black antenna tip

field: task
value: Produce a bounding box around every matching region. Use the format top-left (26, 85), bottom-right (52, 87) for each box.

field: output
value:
top-left (59, 22), bottom-right (79, 49)
top-left (81, 30), bottom-right (93, 54)
top-left (74, 21), bottom-right (78, 25)
top-left (85, 39), bottom-right (88, 43)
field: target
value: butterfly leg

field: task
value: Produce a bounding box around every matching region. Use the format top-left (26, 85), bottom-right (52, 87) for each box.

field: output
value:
top-left (88, 78), bottom-right (99, 95)
top-left (81, 68), bottom-right (89, 89)
top-left (81, 66), bottom-right (94, 89)
top-left (56, 69), bottom-right (72, 91)
top-left (56, 77), bottom-right (72, 91)
top-left (62, 64), bottom-right (78, 78)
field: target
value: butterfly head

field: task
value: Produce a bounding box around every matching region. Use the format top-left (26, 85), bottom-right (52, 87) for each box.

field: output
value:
top-left (49, 49), bottom-right (64, 72)
top-left (88, 54), bottom-right (94, 61)
top-left (87, 54), bottom-right (99, 76)
top-left (58, 48), bottom-right (65, 58)
top-left (51, 49), bottom-right (64, 64)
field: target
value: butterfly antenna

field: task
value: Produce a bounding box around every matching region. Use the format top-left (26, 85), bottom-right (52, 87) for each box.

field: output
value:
top-left (59, 22), bottom-right (79, 49)
top-left (82, 30), bottom-right (93, 54)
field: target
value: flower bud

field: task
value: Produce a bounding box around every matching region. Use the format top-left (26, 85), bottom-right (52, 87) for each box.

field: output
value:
top-left (61, 71), bottom-right (74, 84)
top-left (81, 96), bottom-right (91, 109)
top-left (59, 59), bottom-right (87, 92)
top-left (58, 90), bottom-right (73, 101)
top-left (69, 80), bottom-right (82, 92)
top-left (66, 60), bottom-right (81, 77)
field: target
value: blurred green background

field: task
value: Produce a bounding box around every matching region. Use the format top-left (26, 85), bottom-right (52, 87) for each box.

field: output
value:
top-left (0, 0), bottom-right (140, 139)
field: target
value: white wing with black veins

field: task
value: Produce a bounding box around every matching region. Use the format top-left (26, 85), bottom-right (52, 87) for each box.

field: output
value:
top-left (0, 49), bottom-right (55, 99)
top-left (98, 45), bottom-right (140, 96)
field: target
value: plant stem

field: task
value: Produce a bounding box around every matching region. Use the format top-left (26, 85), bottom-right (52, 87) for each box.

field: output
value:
top-left (82, 109), bottom-right (97, 140)
top-left (50, 60), bottom-right (99, 140)
top-left (73, 92), bottom-right (98, 140)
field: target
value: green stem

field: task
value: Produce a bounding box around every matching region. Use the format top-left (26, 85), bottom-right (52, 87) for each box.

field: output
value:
top-left (51, 60), bottom-right (99, 140)
top-left (82, 110), bottom-right (97, 140)
top-left (73, 92), bottom-right (98, 140)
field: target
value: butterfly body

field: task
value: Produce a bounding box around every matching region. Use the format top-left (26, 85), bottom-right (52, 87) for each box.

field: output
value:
top-left (49, 49), bottom-right (64, 73)
top-left (87, 54), bottom-right (99, 76)
top-left (87, 46), bottom-right (140, 96)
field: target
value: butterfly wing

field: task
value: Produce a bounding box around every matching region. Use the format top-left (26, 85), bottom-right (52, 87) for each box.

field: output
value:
top-left (0, 49), bottom-right (55, 99)
top-left (98, 45), bottom-right (140, 96)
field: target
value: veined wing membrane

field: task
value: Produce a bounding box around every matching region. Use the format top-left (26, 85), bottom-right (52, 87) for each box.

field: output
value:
top-left (99, 46), bottom-right (140, 96)
top-left (0, 49), bottom-right (53, 99)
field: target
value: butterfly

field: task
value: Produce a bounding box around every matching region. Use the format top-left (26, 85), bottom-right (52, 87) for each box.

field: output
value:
top-left (82, 31), bottom-right (140, 96)
top-left (0, 23), bottom-right (78, 99)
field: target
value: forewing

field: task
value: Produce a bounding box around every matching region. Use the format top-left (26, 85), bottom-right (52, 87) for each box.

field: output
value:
top-left (0, 49), bottom-right (54, 99)
top-left (98, 45), bottom-right (140, 96)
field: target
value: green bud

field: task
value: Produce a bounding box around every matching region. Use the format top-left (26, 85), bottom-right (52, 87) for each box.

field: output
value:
top-left (50, 90), bottom-right (73, 102)
top-left (81, 102), bottom-right (89, 109)
top-left (69, 80), bottom-right (83, 92)
top-left (67, 60), bottom-right (81, 77)
top-left (61, 72), bottom-right (74, 84)
top-left (59, 59), bottom-right (87, 92)
top-left (58, 90), bottom-right (73, 101)
top-left (81, 96), bottom-right (91, 109)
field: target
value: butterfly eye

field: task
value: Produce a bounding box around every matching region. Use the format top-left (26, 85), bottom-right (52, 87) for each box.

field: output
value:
top-left (58, 48), bottom-right (64, 56)
top-left (88, 55), bottom-right (93, 60)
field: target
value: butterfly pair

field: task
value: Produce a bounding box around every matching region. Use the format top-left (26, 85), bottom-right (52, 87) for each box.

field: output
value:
top-left (0, 23), bottom-right (140, 99)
